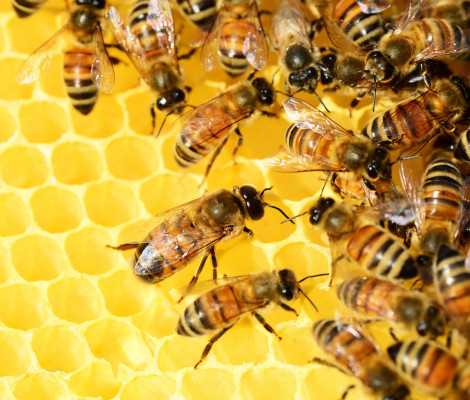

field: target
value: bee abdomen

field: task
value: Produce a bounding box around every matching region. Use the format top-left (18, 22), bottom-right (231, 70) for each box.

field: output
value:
top-left (219, 20), bottom-right (254, 76)
top-left (347, 225), bottom-right (418, 280)
top-left (454, 129), bottom-right (470, 162)
top-left (11, 0), bottom-right (46, 18)
top-left (63, 49), bottom-right (98, 115)
top-left (175, 0), bottom-right (217, 32)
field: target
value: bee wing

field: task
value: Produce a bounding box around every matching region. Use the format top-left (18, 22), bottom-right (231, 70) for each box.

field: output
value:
top-left (265, 149), bottom-right (345, 173)
top-left (182, 274), bottom-right (253, 296)
top-left (147, 0), bottom-right (178, 66)
top-left (106, 6), bottom-right (150, 83)
top-left (283, 97), bottom-right (354, 140)
top-left (415, 36), bottom-right (470, 62)
top-left (356, 0), bottom-right (391, 14)
top-left (370, 198), bottom-right (416, 226)
top-left (243, 1), bottom-right (268, 70)
top-left (16, 23), bottom-right (67, 85)
top-left (393, 0), bottom-right (425, 35)
top-left (271, 0), bottom-right (312, 52)
top-left (200, 5), bottom-right (224, 71)
top-left (91, 23), bottom-right (115, 94)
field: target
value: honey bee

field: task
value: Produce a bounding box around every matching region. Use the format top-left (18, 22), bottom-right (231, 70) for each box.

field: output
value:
top-left (433, 243), bottom-right (470, 338)
top-left (268, 97), bottom-right (395, 202)
top-left (11, 0), bottom-right (47, 18)
top-left (455, 128), bottom-right (470, 163)
top-left (106, 0), bottom-right (189, 133)
top-left (107, 185), bottom-right (292, 295)
top-left (172, 0), bottom-right (218, 33)
top-left (304, 197), bottom-right (419, 285)
top-left (201, 0), bottom-right (268, 77)
top-left (177, 268), bottom-right (323, 368)
top-left (16, 0), bottom-right (114, 115)
top-left (364, 0), bottom-right (470, 87)
top-left (271, 0), bottom-right (328, 94)
top-left (174, 74), bottom-right (274, 178)
top-left (426, 0), bottom-right (470, 29)
top-left (361, 78), bottom-right (470, 151)
top-left (387, 339), bottom-right (470, 398)
top-left (312, 319), bottom-right (410, 399)
top-left (311, 0), bottom-right (389, 51)
top-left (337, 276), bottom-right (446, 338)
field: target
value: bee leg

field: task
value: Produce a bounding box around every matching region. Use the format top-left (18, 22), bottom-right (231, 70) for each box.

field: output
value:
top-left (209, 247), bottom-right (218, 281)
top-left (178, 48), bottom-right (197, 61)
top-left (348, 90), bottom-right (366, 116)
top-left (150, 102), bottom-right (157, 136)
top-left (278, 302), bottom-right (298, 317)
top-left (194, 326), bottom-right (233, 369)
top-left (389, 327), bottom-right (399, 342)
top-left (341, 385), bottom-right (356, 400)
top-left (106, 242), bottom-right (139, 251)
top-left (243, 227), bottom-right (253, 236)
top-left (252, 311), bottom-right (281, 340)
top-left (285, 80), bottom-right (291, 94)
top-left (200, 136), bottom-right (229, 186)
top-left (310, 357), bottom-right (348, 375)
top-left (179, 250), bottom-right (211, 303)
top-left (418, 63), bottom-right (431, 88)
top-left (261, 111), bottom-right (277, 118)
top-left (329, 255), bottom-right (344, 287)
top-left (231, 127), bottom-right (243, 163)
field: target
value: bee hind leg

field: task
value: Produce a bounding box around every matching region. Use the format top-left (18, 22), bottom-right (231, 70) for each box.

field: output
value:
top-left (252, 312), bottom-right (281, 340)
top-left (199, 136), bottom-right (229, 188)
top-left (106, 242), bottom-right (139, 251)
top-left (194, 325), bottom-right (234, 369)
top-left (178, 249), bottom-right (212, 303)
top-left (232, 127), bottom-right (244, 163)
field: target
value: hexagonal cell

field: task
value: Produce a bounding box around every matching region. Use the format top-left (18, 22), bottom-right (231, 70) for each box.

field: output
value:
top-left (71, 96), bottom-right (124, 138)
top-left (0, 58), bottom-right (34, 100)
top-left (11, 234), bottom-right (65, 281)
top-left (0, 330), bottom-right (33, 376)
top-left (304, 367), bottom-right (359, 400)
top-left (31, 325), bottom-right (89, 373)
top-left (157, 335), bottom-right (207, 372)
top-left (216, 241), bottom-right (271, 277)
top-left (38, 53), bottom-right (66, 98)
top-left (65, 227), bottom-right (118, 275)
top-left (0, 145), bottom-right (48, 188)
top-left (68, 361), bottom-right (121, 399)
top-left (0, 243), bottom-right (11, 283)
top-left (51, 142), bottom-right (104, 184)
top-left (48, 277), bottom-right (103, 323)
top-left (30, 186), bottom-right (84, 233)
top-left (206, 162), bottom-right (266, 194)
top-left (0, 283), bottom-right (49, 330)
top-left (182, 369), bottom-right (236, 400)
top-left (19, 102), bottom-right (68, 143)
top-left (272, 325), bottom-right (315, 366)
top-left (124, 91), bottom-right (154, 135)
top-left (13, 373), bottom-right (70, 400)
top-left (0, 106), bottom-right (17, 143)
top-left (266, 169), bottom-right (325, 202)
top-left (240, 367), bottom-right (297, 400)
top-left (0, 192), bottom-right (31, 236)
top-left (139, 173), bottom-right (200, 214)
top-left (85, 318), bottom-right (152, 371)
top-left (84, 181), bottom-right (140, 227)
top-left (99, 270), bottom-right (155, 317)
top-left (132, 291), bottom-right (179, 338)
top-left (120, 375), bottom-right (177, 400)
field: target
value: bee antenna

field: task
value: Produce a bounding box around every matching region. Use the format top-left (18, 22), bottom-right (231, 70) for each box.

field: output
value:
top-left (281, 211), bottom-right (308, 224)
top-left (339, 70), bottom-right (368, 84)
top-left (246, 69), bottom-right (257, 82)
top-left (298, 272), bottom-right (329, 284)
top-left (264, 202), bottom-right (295, 224)
top-left (389, 154), bottom-right (422, 166)
top-left (320, 171), bottom-right (331, 198)
top-left (275, 90), bottom-right (293, 98)
top-left (314, 90), bottom-right (329, 113)
top-left (298, 287), bottom-right (319, 312)
top-left (156, 110), bottom-right (174, 138)
top-left (260, 186), bottom-right (273, 197)
top-left (271, 68), bottom-right (280, 86)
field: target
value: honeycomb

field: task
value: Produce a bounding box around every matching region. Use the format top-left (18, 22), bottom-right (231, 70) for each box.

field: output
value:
top-left (0, 1), bottom-right (436, 399)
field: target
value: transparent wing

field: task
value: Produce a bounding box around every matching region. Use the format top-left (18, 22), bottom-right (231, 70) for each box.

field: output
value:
top-left (243, 1), bottom-right (268, 70)
top-left (91, 23), bottom-right (115, 94)
top-left (356, 0), bottom-right (391, 14)
top-left (16, 24), bottom-right (67, 84)
top-left (147, 0), bottom-right (178, 66)
top-left (394, 0), bottom-right (425, 35)
top-left (265, 149), bottom-right (345, 173)
top-left (200, 5), bottom-right (224, 71)
top-left (415, 36), bottom-right (470, 62)
top-left (106, 6), bottom-right (149, 82)
top-left (283, 97), bottom-right (354, 140)
top-left (182, 274), bottom-right (253, 296)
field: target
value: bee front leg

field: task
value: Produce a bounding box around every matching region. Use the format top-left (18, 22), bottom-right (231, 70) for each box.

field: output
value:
top-left (106, 242), bottom-right (139, 251)
top-left (200, 136), bottom-right (229, 187)
top-left (278, 302), bottom-right (298, 317)
top-left (150, 102), bottom-right (157, 137)
top-left (252, 312), bottom-right (281, 340)
top-left (232, 127), bottom-right (243, 163)
top-left (194, 325), bottom-right (234, 369)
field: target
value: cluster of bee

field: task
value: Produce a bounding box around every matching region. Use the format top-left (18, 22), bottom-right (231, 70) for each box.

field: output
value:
top-left (13, 0), bottom-right (470, 398)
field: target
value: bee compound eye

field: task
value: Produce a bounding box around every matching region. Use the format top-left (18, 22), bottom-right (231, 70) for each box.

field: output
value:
top-left (171, 89), bottom-right (185, 103)
top-left (156, 96), bottom-right (169, 110)
top-left (240, 185), bottom-right (264, 220)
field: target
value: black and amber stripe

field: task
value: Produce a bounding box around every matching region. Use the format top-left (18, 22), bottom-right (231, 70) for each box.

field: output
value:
top-left (346, 225), bottom-right (418, 281)
top-left (134, 212), bottom-right (206, 282)
top-left (434, 244), bottom-right (470, 333)
top-left (177, 279), bottom-right (262, 337)
top-left (63, 48), bottom-right (98, 115)
top-left (331, 0), bottom-right (384, 50)
top-left (11, 0), bottom-right (46, 18)
top-left (454, 129), bottom-right (470, 162)
top-left (285, 123), bottom-right (337, 161)
top-left (387, 340), bottom-right (459, 396)
top-left (175, 0), bottom-right (217, 32)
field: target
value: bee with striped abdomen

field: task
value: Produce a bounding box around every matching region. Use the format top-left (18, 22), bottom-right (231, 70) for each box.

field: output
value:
top-left (178, 268), bottom-right (322, 368)
top-left (172, 0), bottom-right (218, 34)
top-left (312, 319), bottom-right (410, 399)
top-left (16, 0), bottom-right (114, 115)
top-left (201, 0), bottom-right (268, 77)
top-left (106, 0), bottom-right (190, 133)
top-left (107, 185), bottom-right (292, 297)
top-left (11, 0), bottom-right (47, 18)
top-left (387, 339), bottom-right (470, 398)
top-left (337, 276), bottom-right (446, 338)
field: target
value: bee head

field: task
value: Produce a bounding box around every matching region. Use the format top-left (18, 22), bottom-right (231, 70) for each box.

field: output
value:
top-left (284, 43), bottom-right (313, 71)
top-left (251, 78), bottom-right (274, 105)
top-left (366, 146), bottom-right (391, 181)
top-left (238, 184), bottom-right (265, 220)
top-left (71, 5), bottom-right (100, 31)
top-left (288, 67), bottom-right (319, 93)
top-left (308, 197), bottom-right (335, 225)
top-left (278, 269), bottom-right (299, 301)
top-left (76, 0), bottom-right (106, 9)
top-left (416, 303), bottom-right (446, 338)
top-left (365, 51), bottom-right (394, 83)
top-left (156, 89), bottom-right (186, 111)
